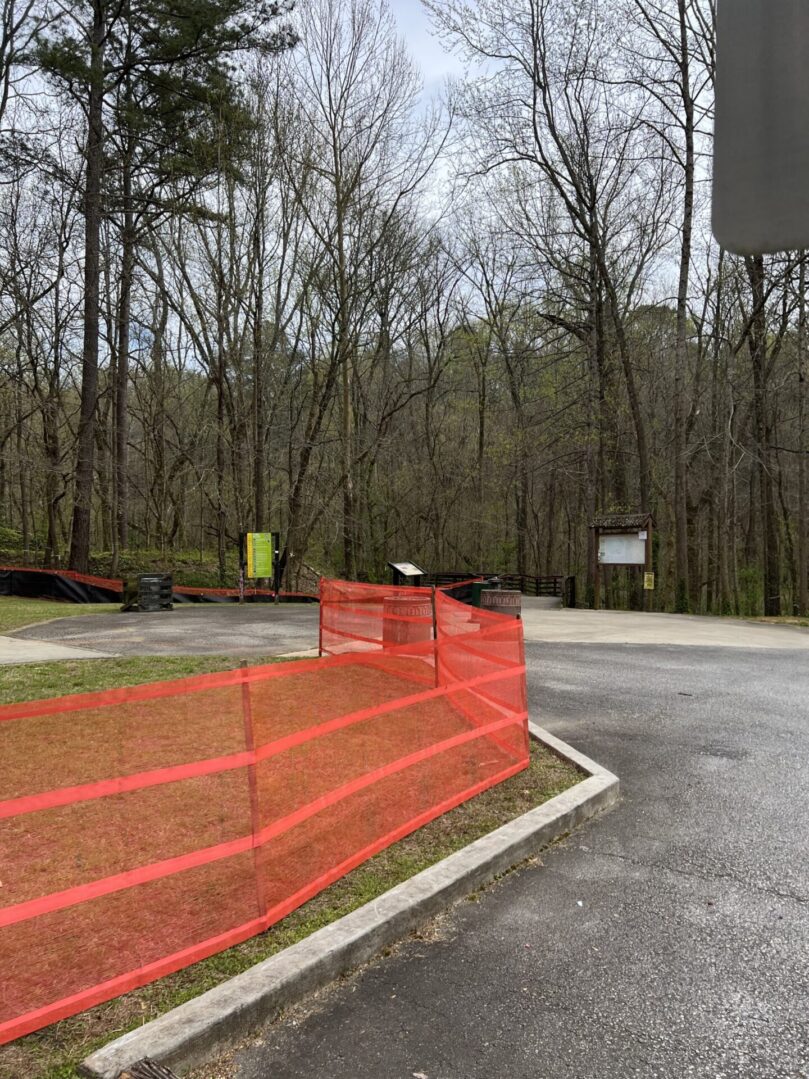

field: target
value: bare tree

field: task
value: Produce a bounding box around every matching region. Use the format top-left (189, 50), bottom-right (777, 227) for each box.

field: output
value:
top-left (277, 0), bottom-right (446, 577)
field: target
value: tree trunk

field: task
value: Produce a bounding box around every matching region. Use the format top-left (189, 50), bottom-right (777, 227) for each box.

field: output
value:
top-left (69, 1), bottom-right (105, 572)
top-left (114, 144), bottom-right (134, 555)
top-left (252, 205), bottom-right (266, 531)
top-left (746, 255), bottom-right (781, 616)
top-left (600, 259), bottom-right (651, 513)
top-left (799, 255), bottom-right (807, 614)
top-left (673, 0), bottom-right (694, 612)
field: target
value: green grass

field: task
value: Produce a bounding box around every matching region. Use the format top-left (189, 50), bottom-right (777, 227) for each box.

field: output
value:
top-left (0, 654), bottom-right (270, 705)
top-left (0, 597), bottom-right (120, 635)
top-left (0, 655), bottom-right (582, 1079)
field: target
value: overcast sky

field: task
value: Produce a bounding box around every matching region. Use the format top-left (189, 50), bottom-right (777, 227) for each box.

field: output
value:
top-left (389, 0), bottom-right (464, 97)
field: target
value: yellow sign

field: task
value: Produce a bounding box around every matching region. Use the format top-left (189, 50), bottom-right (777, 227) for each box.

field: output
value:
top-left (643, 572), bottom-right (655, 591)
top-left (246, 533), bottom-right (273, 579)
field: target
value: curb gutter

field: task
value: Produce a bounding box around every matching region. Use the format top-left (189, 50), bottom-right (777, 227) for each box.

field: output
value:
top-left (81, 722), bottom-right (618, 1079)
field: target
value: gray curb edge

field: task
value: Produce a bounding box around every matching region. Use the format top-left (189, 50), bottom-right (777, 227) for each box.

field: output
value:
top-left (81, 723), bottom-right (618, 1079)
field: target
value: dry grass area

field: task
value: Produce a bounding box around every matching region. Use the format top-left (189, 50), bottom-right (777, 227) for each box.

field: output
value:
top-left (748, 615), bottom-right (809, 628)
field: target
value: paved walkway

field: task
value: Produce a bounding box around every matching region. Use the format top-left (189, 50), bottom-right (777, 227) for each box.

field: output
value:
top-left (0, 635), bottom-right (110, 664)
top-left (520, 598), bottom-right (809, 650)
top-left (197, 640), bottom-right (809, 1079)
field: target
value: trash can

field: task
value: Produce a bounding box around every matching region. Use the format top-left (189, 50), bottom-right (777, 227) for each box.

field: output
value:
top-left (469, 581), bottom-right (485, 607)
top-left (122, 574), bottom-right (173, 613)
top-left (480, 588), bottom-right (521, 619)
top-left (382, 594), bottom-right (433, 647)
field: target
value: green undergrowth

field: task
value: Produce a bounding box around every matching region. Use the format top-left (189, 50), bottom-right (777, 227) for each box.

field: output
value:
top-left (0, 650), bottom-right (582, 1079)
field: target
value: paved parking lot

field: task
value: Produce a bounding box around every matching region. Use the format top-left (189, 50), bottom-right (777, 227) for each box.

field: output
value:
top-left (7, 598), bottom-right (809, 662)
top-left (6, 597), bottom-right (809, 1075)
top-left (203, 639), bottom-right (809, 1079)
top-left (8, 603), bottom-right (320, 659)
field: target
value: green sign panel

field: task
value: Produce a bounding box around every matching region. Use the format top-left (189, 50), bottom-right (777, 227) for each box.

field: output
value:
top-left (246, 532), bottom-right (273, 579)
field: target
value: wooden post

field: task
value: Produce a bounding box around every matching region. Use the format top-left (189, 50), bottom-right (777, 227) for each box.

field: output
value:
top-left (431, 585), bottom-right (441, 688)
top-left (592, 525), bottom-right (601, 610)
top-left (241, 662), bottom-right (267, 923)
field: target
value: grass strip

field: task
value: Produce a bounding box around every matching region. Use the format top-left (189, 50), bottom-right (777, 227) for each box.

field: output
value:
top-left (0, 598), bottom-right (120, 636)
top-left (0, 656), bottom-right (582, 1079)
top-left (0, 655), bottom-right (267, 705)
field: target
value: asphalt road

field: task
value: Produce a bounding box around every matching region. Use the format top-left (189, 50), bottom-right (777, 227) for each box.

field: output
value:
top-left (203, 641), bottom-right (809, 1079)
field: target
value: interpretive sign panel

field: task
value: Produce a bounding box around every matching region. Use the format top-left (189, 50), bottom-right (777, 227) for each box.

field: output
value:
top-left (389, 561), bottom-right (426, 578)
top-left (246, 532), bottom-right (273, 579)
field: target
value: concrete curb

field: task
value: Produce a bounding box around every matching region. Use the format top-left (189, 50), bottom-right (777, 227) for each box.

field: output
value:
top-left (81, 723), bottom-right (618, 1079)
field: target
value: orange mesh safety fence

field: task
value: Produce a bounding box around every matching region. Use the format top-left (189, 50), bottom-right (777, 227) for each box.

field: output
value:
top-left (0, 580), bottom-right (527, 1044)
top-left (0, 565), bottom-right (318, 601)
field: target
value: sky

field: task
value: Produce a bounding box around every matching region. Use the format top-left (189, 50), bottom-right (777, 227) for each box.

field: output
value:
top-left (389, 0), bottom-right (465, 97)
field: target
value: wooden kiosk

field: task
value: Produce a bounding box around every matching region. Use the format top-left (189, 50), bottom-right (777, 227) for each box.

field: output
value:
top-left (591, 513), bottom-right (655, 610)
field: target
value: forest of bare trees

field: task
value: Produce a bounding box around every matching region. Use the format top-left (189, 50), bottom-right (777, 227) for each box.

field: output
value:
top-left (0, 0), bottom-right (806, 615)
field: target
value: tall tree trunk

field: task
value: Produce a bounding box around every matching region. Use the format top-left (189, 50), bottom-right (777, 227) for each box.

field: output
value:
top-left (252, 205), bottom-right (266, 531)
top-left (585, 248), bottom-right (601, 607)
top-left (216, 359), bottom-right (227, 584)
top-left (69, 0), bottom-right (105, 572)
top-left (673, 0), bottom-right (694, 612)
top-left (799, 255), bottom-right (807, 615)
top-left (114, 138), bottom-right (134, 556)
top-left (746, 255), bottom-right (781, 616)
top-left (341, 349), bottom-right (355, 578)
top-left (601, 261), bottom-right (651, 513)
top-left (43, 394), bottom-right (61, 567)
top-left (476, 359), bottom-right (487, 567)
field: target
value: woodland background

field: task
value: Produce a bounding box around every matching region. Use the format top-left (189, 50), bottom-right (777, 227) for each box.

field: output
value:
top-left (0, 0), bottom-right (806, 614)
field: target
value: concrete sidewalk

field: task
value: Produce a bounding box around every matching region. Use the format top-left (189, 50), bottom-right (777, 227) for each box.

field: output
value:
top-left (195, 640), bottom-right (809, 1079)
top-left (520, 598), bottom-right (809, 649)
top-left (0, 635), bottom-right (110, 665)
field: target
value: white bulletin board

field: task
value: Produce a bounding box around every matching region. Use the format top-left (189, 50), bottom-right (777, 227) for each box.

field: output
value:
top-left (598, 534), bottom-right (647, 566)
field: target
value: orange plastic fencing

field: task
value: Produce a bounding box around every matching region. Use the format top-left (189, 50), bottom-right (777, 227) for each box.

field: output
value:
top-left (0, 565), bottom-right (319, 601)
top-left (0, 580), bottom-right (527, 1045)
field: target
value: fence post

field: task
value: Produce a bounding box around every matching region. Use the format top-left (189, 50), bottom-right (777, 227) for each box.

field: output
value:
top-left (241, 662), bottom-right (267, 923)
top-left (431, 585), bottom-right (441, 688)
top-left (318, 577), bottom-right (324, 657)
